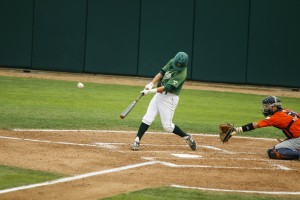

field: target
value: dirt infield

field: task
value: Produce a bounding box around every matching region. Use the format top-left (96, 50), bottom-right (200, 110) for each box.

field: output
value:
top-left (0, 68), bottom-right (300, 199)
top-left (0, 130), bottom-right (300, 199)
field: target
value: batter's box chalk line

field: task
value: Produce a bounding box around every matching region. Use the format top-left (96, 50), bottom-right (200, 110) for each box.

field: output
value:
top-left (0, 156), bottom-right (293, 195)
top-left (171, 185), bottom-right (300, 195)
top-left (141, 157), bottom-right (291, 171)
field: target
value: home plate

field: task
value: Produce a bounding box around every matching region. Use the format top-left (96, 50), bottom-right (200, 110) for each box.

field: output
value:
top-left (171, 154), bottom-right (202, 158)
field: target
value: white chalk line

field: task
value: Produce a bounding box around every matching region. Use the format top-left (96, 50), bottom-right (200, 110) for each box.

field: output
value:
top-left (144, 156), bottom-right (272, 162)
top-left (0, 136), bottom-right (238, 154)
top-left (0, 135), bottom-right (293, 171)
top-left (160, 162), bottom-right (283, 170)
top-left (272, 163), bottom-right (292, 171)
top-left (128, 143), bottom-right (238, 154)
top-left (0, 158), bottom-right (292, 195)
top-left (141, 157), bottom-right (291, 171)
top-left (0, 161), bottom-right (159, 195)
top-left (171, 184), bottom-right (300, 195)
top-left (0, 135), bottom-right (263, 156)
top-left (0, 136), bottom-right (103, 148)
top-left (199, 145), bottom-right (234, 154)
top-left (11, 129), bottom-right (276, 141)
top-left (0, 134), bottom-right (295, 195)
top-left (0, 136), bottom-right (190, 150)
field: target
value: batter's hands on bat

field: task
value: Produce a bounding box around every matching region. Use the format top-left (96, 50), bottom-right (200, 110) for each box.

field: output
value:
top-left (145, 82), bottom-right (154, 90)
top-left (140, 88), bottom-right (157, 96)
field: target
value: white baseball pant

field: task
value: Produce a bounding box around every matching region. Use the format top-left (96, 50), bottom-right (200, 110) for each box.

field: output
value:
top-left (142, 92), bottom-right (179, 133)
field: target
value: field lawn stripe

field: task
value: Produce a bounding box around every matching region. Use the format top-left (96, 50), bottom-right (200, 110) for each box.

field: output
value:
top-left (11, 129), bottom-right (276, 141)
top-left (171, 185), bottom-right (300, 195)
top-left (0, 161), bottom-right (159, 195)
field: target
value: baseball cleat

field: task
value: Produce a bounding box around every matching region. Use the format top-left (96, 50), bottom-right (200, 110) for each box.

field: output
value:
top-left (131, 141), bottom-right (140, 151)
top-left (186, 135), bottom-right (197, 150)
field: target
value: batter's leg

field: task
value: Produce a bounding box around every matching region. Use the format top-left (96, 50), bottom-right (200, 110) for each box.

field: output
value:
top-left (173, 125), bottom-right (188, 137)
top-left (136, 122), bottom-right (149, 141)
top-left (173, 125), bottom-right (197, 151)
top-left (157, 94), bottom-right (197, 150)
top-left (132, 95), bottom-right (159, 150)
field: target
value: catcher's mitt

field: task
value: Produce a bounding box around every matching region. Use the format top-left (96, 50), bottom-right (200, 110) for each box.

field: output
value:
top-left (219, 123), bottom-right (236, 143)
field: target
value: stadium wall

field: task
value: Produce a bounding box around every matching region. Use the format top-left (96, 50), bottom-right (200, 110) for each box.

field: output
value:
top-left (0, 0), bottom-right (299, 87)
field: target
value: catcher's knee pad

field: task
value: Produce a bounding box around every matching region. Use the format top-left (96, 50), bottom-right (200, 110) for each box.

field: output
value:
top-left (267, 148), bottom-right (300, 160)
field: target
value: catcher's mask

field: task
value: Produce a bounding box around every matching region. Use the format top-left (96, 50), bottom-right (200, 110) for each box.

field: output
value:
top-left (261, 96), bottom-right (282, 117)
top-left (172, 52), bottom-right (188, 71)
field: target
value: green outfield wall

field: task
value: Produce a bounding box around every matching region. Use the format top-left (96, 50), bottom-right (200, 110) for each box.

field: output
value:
top-left (247, 0), bottom-right (300, 87)
top-left (0, 0), bottom-right (33, 68)
top-left (84, 0), bottom-right (140, 75)
top-left (192, 0), bottom-right (250, 83)
top-left (32, 0), bottom-right (86, 72)
top-left (138, 0), bottom-right (194, 79)
top-left (0, 0), bottom-right (299, 87)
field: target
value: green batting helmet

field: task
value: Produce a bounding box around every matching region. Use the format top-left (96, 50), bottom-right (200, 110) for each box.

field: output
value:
top-left (172, 52), bottom-right (188, 71)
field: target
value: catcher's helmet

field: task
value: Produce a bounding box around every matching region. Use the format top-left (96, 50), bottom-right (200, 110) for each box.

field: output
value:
top-left (261, 96), bottom-right (282, 117)
top-left (172, 52), bottom-right (188, 71)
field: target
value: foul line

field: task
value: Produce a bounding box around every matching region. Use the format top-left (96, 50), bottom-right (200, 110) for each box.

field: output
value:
top-left (0, 159), bottom-right (292, 196)
top-left (0, 161), bottom-right (159, 195)
top-left (171, 184), bottom-right (300, 195)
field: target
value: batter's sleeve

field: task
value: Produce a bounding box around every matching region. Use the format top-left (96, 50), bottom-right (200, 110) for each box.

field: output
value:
top-left (257, 119), bottom-right (272, 128)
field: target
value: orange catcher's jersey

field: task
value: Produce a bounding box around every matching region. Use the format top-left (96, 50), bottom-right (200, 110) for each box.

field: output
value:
top-left (258, 109), bottom-right (300, 138)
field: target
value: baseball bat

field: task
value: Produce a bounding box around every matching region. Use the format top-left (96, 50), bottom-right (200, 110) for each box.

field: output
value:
top-left (120, 93), bottom-right (144, 119)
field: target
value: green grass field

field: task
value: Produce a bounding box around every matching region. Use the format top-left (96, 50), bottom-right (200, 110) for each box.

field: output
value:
top-left (0, 165), bottom-right (64, 190)
top-left (102, 187), bottom-right (293, 200)
top-left (0, 75), bottom-right (299, 199)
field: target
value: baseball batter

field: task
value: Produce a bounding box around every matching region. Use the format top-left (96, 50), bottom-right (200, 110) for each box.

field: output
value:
top-left (131, 52), bottom-right (197, 151)
top-left (233, 96), bottom-right (300, 160)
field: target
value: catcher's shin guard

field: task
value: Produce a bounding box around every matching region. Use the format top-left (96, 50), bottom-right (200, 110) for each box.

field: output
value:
top-left (267, 148), bottom-right (300, 160)
top-left (267, 149), bottom-right (281, 159)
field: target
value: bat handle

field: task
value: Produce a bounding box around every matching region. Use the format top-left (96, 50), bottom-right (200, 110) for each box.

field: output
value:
top-left (138, 93), bottom-right (144, 100)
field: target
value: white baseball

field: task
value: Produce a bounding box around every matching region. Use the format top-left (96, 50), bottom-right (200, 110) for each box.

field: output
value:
top-left (77, 82), bottom-right (84, 88)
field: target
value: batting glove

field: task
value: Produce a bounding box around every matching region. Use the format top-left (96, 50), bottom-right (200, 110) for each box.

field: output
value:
top-left (141, 88), bottom-right (157, 95)
top-left (145, 82), bottom-right (154, 90)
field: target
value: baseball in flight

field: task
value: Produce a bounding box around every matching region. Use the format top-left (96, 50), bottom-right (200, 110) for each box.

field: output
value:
top-left (77, 82), bottom-right (84, 88)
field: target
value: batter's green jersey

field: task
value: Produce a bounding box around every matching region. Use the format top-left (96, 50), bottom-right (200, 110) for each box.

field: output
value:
top-left (157, 58), bottom-right (187, 95)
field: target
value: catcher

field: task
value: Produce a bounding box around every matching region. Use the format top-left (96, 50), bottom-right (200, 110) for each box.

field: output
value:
top-left (219, 96), bottom-right (300, 160)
